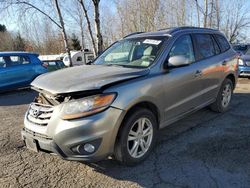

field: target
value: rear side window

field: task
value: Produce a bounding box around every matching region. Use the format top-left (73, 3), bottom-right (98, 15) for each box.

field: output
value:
top-left (215, 34), bottom-right (230, 52)
top-left (194, 34), bottom-right (216, 60)
top-left (9, 56), bottom-right (31, 66)
top-left (0, 56), bottom-right (30, 67)
top-left (0, 56), bottom-right (6, 67)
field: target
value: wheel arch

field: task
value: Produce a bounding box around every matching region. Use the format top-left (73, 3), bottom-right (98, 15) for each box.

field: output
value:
top-left (225, 73), bottom-right (236, 89)
top-left (114, 101), bottom-right (160, 142)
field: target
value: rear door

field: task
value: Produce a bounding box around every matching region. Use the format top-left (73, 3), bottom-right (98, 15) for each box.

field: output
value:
top-left (0, 56), bottom-right (10, 89)
top-left (0, 55), bottom-right (34, 90)
top-left (192, 33), bottom-right (224, 103)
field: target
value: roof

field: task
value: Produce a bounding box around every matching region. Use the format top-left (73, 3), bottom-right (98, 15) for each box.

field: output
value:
top-left (124, 26), bottom-right (221, 39)
top-left (0, 51), bottom-right (39, 56)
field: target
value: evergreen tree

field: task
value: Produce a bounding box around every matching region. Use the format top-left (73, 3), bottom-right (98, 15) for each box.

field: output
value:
top-left (13, 32), bottom-right (25, 51)
top-left (0, 24), bottom-right (7, 32)
top-left (71, 33), bottom-right (81, 50)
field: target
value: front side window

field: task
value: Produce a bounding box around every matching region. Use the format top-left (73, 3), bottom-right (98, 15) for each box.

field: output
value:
top-left (94, 37), bottom-right (166, 68)
top-left (194, 34), bottom-right (216, 60)
top-left (169, 35), bottom-right (195, 63)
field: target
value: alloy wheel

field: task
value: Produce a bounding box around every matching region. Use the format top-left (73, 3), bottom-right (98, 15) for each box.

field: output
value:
top-left (221, 83), bottom-right (232, 108)
top-left (127, 117), bottom-right (153, 158)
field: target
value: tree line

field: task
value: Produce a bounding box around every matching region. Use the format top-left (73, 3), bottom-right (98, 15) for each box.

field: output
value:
top-left (0, 24), bottom-right (81, 52)
top-left (0, 0), bottom-right (250, 66)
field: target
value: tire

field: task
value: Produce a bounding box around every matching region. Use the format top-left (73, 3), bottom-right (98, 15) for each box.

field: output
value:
top-left (210, 78), bottom-right (233, 113)
top-left (114, 108), bottom-right (158, 166)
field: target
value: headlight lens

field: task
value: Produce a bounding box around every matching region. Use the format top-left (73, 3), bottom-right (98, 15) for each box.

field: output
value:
top-left (238, 59), bottom-right (244, 66)
top-left (62, 93), bottom-right (116, 120)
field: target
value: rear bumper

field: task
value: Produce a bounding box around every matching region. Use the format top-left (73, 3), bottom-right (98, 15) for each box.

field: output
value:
top-left (239, 66), bottom-right (250, 77)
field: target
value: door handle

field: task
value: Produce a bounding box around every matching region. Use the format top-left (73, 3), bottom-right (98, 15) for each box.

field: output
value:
top-left (195, 70), bottom-right (202, 77)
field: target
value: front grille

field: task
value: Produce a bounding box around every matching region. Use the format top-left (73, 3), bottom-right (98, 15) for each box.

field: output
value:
top-left (27, 103), bottom-right (54, 126)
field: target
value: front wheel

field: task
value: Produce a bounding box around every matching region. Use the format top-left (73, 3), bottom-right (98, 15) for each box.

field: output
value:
top-left (210, 78), bottom-right (233, 113)
top-left (114, 108), bottom-right (158, 166)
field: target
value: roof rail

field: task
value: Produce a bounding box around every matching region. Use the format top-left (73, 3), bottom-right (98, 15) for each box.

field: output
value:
top-left (158, 26), bottom-right (218, 33)
top-left (123, 32), bottom-right (144, 38)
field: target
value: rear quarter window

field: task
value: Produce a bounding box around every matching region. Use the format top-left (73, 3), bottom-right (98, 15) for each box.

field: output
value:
top-left (215, 34), bottom-right (230, 52)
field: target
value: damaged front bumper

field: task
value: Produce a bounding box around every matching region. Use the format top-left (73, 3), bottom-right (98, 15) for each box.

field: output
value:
top-left (22, 105), bottom-right (126, 162)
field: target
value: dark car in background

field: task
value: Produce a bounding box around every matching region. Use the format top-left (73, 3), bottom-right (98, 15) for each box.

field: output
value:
top-left (42, 60), bottom-right (66, 72)
top-left (0, 52), bottom-right (48, 92)
top-left (233, 44), bottom-right (250, 77)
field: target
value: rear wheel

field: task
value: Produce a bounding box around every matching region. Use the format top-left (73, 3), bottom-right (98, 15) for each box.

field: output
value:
top-left (210, 78), bottom-right (233, 112)
top-left (114, 108), bottom-right (158, 166)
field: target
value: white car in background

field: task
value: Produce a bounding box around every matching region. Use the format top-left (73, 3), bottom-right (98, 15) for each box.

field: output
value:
top-left (39, 50), bottom-right (94, 67)
top-left (63, 51), bottom-right (94, 66)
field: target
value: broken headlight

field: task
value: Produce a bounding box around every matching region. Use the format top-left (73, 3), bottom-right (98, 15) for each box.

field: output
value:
top-left (61, 93), bottom-right (116, 120)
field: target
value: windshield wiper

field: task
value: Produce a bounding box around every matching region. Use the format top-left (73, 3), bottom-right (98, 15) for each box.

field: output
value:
top-left (105, 64), bottom-right (145, 69)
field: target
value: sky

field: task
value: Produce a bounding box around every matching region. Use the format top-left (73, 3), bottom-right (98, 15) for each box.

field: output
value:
top-left (0, 0), bottom-right (116, 33)
top-left (1, 0), bottom-right (250, 42)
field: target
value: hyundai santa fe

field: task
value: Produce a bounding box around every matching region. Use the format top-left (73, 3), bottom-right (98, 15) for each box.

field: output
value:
top-left (22, 27), bottom-right (238, 166)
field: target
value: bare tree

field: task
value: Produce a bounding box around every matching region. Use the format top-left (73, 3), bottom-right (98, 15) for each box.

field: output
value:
top-left (66, 1), bottom-right (85, 50)
top-left (92, 0), bottom-right (103, 54)
top-left (78, 0), bottom-right (97, 56)
top-left (195, 0), bottom-right (201, 27)
top-left (203, 0), bottom-right (208, 27)
top-left (2, 0), bottom-right (73, 66)
top-left (222, 0), bottom-right (250, 42)
top-left (208, 0), bottom-right (214, 27)
top-left (215, 0), bottom-right (220, 29)
top-left (53, 0), bottom-right (72, 66)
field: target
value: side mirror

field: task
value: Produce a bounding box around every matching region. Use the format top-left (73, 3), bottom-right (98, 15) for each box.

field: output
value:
top-left (166, 55), bottom-right (191, 68)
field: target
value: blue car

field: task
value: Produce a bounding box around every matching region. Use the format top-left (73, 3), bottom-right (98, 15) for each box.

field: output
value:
top-left (233, 44), bottom-right (250, 77)
top-left (0, 52), bottom-right (48, 92)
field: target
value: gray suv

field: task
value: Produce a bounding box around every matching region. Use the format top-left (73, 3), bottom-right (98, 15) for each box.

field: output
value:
top-left (22, 27), bottom-right (238, 166)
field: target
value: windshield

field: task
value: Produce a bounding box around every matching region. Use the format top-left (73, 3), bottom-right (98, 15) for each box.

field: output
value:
top-left (94, 37), bottom-right (166, 68)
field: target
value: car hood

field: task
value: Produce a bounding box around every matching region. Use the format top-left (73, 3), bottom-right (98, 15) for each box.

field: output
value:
top-left (240, 55), bottom-right (250, 61)
top-left (31, 65), bottom-right (149, 95)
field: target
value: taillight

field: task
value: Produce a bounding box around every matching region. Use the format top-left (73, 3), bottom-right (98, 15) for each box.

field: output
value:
top-left (42, 62), bottom-right (48, 68)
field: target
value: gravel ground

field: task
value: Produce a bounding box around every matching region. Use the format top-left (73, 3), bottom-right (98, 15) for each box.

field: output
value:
top-left (0, 78), bottom-right (250, 188)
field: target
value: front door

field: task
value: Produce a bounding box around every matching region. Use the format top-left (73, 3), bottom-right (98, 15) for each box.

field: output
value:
top-left (162, 35), bottom-right (204, 123)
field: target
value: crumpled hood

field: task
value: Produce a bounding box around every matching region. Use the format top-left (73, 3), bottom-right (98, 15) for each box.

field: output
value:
top-left (31, 65), bottom-right (149, 95)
